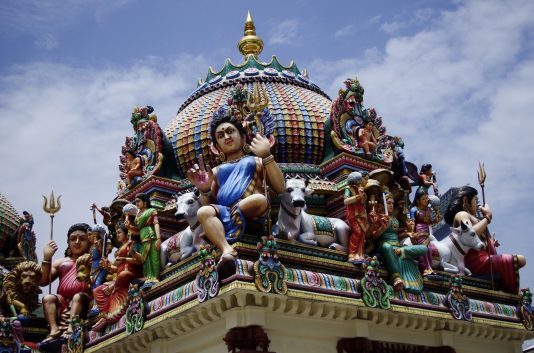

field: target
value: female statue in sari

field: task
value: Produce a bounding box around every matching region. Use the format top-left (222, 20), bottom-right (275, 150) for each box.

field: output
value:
top-left (369, 193), bottom-right (427, 293)
top-left (409, 188), bottom-right (442, 276)
top-left (126, 193), bottom-right (161, 284)
top-left (186, 107), bottom-right (285, 266)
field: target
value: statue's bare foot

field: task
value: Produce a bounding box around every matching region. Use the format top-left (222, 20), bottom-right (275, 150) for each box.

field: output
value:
top-left (42, 330), bottom-right (62, 343)
top-left (393, 277), bottom-right (404, 291)
top-left (217, 250), bottom-right (238, 268)
top-left (62, 328), bottom-right (73, 340)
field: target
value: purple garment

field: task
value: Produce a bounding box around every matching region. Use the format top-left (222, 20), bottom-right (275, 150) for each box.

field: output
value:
top-left (410, 206), bottom-right (434, 273)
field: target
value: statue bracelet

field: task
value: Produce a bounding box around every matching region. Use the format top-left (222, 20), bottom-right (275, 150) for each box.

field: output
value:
top-left (262, 154), bottom-right (275, 165)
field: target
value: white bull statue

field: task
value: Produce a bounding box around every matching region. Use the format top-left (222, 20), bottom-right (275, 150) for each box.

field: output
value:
top-left (272, 178), bottom-right (350, 251)
top-left (430, 219), bottom-right (485, 275)
top-left (403, 219), bottom-right (485, 275)
top-left (160, 190), bottom-right (205, 268)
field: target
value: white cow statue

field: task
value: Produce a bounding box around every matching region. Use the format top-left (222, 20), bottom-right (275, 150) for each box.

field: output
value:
top-left (430, 219), bottom-right (485, 275)
top-left (160, 190), bottom-right (205, 268)
top-left (272, 178), bottom-right (350, 251)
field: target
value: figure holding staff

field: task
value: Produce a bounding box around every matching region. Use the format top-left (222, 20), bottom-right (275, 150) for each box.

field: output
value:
top-left (443, 176), bottom-right (526, 293)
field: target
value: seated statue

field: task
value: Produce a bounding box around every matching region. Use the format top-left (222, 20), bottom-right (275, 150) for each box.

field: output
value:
top-left (357, 120), bottom-right (378, 155)
top-left (92, 222), bottom-right (142, 332)
top-left (444, 186), bottom-right (526, 293)
top-left (124, 150), bottom-right (144, 188)
top-left (369, 192), bottom-right (427, 293)
top-left (40, 223), bottom-right (92, 342)
top-left (186, 106), bottom-right (285, 266)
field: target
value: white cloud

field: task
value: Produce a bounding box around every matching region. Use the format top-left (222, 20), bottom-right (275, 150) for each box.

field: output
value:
top-left (380, 20), bottom-right (409, 34)
top-left (34, 33), bottom-right (59, 50)
top-left (334, 24), bottom-right (356, 39)
top-left (308, 0), bottom-right (534, 295)
top-left (269, 19), bottom-right (300, 45)
top-left (0, 0), bottom-right (131, 45)
top-left (334, 15), bottom-right (383, 39)
top-left (0, 0), bottom-right (88, 34)
top-left (368, 15), bottom-right (382, 25)
top-left (380, 8), bottom-right (437, 34)
top-left (0, 54), bottom-right (208, 265)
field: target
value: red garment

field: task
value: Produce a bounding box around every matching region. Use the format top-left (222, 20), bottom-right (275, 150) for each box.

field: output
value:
top-left (57, 258), bottom-right (91, 310)
top-left (94, 241), bottom-right (142, 324)
top-left (346, 186), bottom-right (368, 257)
top-left (465, 237), bottom-right (518, 293)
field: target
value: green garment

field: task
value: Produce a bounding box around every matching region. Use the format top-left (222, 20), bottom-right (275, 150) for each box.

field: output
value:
top-left (135, 208), bottom-right (161, 282)
top-left (378, 217), bottom-right (427, 294)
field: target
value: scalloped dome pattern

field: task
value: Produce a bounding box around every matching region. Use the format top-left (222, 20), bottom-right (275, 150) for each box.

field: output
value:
top-left (165, 58), bottom-right (331, 175)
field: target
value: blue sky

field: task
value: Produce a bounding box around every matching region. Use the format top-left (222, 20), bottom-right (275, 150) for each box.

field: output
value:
top-left (1, 0), bottom-right (534, 342)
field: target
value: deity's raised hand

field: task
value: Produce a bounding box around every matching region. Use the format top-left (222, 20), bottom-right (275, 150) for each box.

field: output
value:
top-left (186, 154), bottom-right (213, 193)
top-left (43, 240), bottom-right (58, 261)
top-left (479, 203), bottom-right (493, 220)
top-left (250, 133), bottom-right (271, 158)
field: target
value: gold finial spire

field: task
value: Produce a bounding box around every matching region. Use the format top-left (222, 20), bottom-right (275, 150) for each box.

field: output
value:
top-left (238, 11), bottom-right (264, 59)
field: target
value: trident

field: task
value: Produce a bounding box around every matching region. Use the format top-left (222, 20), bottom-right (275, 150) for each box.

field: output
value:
top-left (247, 83), bottom-right (269, 136)
top-left (42, 191), bottom-right (61, 294)
top-left (246, 82), bottom-right (274, 235)
top-left (477, 162), bottom-right (494, 290)
top-left (478, 162), bottom-right (487, 205)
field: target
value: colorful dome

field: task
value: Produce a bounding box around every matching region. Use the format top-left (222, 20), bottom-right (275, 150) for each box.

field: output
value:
top-left (0, 193), bottom-right (20, 240)
top-left (165, 14), bottom-right (331, 175)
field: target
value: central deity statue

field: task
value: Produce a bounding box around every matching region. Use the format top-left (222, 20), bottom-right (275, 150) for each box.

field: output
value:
top-left (186, 106), bottom-right (285, 265)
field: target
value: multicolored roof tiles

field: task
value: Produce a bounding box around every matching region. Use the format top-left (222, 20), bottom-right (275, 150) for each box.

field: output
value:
top-left (0, 193), bottom-right (20, 241)
top-left (165, 56), bottom-right (332, 175)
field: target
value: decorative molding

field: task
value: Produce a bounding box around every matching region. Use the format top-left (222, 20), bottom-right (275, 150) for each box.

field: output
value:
top-left (443, 275), bottom-right (472, 321)
top-left (85, 284), bottom-right (533, 353)
top-left (67, 315), bottom-right (85, 353)
top-left (518, 288), bottom-right (534, 330)
top-left (195, 245), bottom-right (220, 302)
top-left (125, 283), bottom-right (146, 335)
top-left (360, 257), bottom-right (393, 310)
top-left (254, 236), bottom-right (287, 295)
